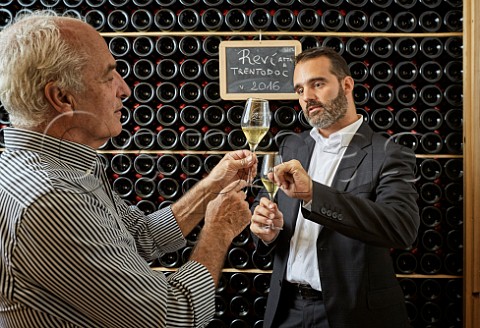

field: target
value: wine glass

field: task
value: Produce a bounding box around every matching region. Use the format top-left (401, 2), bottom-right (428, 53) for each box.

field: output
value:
top-left (259, 153), bottom-right (283, 231)
top-left (241, 98), bottom-right (271, 185)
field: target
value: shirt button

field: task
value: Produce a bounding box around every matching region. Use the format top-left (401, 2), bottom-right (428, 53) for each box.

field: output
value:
top-left (332, 212), bottom-right (338, 219)
top-left (321, 207), bottom-right (327, 215)
top-left (326, 209), bottom-right (332, 217)
top-left (338, 214), bottom-right (343, 220)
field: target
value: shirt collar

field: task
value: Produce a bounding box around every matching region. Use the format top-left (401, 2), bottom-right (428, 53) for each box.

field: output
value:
top-left (310, 116), bottom-right (363, 153)
top-left (3, 127), bottom-right (98, 173)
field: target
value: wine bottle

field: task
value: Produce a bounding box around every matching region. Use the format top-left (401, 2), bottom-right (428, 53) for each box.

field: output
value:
top-left (394, 251), bottom-right (418, 274)
top-left (345, 10), bottom-right (369, 32)
top-left (394, 132), bottom-right (419, 152)
top-left (272, 8), bottom-right (296, 31)
top-left (229, 295), bottom-right (251, 317)
top-left (204, 58), bottom-right (219, 80)
top-left (201, 8), bottom-right (224, 31)
top-left (420, 279), bottom-right (442, 300)
top-left (419, 0), bottom-right (441, 8)
top-left (395, 107), bottom-right (418, 130)
top-left (182, 177), bottom-right (199, 194)
top-left (157, 154), bottom-right (179, 176)
top-left (370, 0), bottom-right (392, 7)
top-left (249, 7), bottom-right (272, 31)
top-left (419, 181), bottom-right (442, 204)
top-left (133, 59), bottom-right (155, 81)
top-left (204, 154), bottom-right (222, 174)
top-left (394, 61), bottom-right (418, 83)
top-left (229, 272), bottom-right (250, 294)
top-left (179, 82), bottom-right (202, 103)
top-left (63, 0), bottom-right (83, 6)
top-left (157, 105), bottom-right (178, 127)
top-left (107, 9), bottom-right (129, 32)
top-left (418, 11), bottom-right (442, 32)
top-left (204, 129), bottom-right (227, 150)
top-left (133, 128), bottom-right (156, 150)
top-left (214, 296), bottom-right (228, 318)
top-left (322, 37), bottom-right (345, 55)
top-left (369, 11), bottom-right (393, 32)
top-left (226, 105), bottom-right (244, 127)
top-left (394, 0), bottom-right (416, 8)
top-left (180, 128), bottom-right (203, 150)
top-left (85, 0), bottom-right (103, 6)
top-left (446, 205), bottom-right (463, 228)
top-left (134, 0), bottom-right (154, 5)
top-left (274, 106), bottom-right (297, 128)
top-left (110, 129), bottom-right (132, 150)
top-left (274, 0), bottom-right (295, 5)
top-left (419, 61), bottom-right (443, 83)
top-left (421, 206), bottom-right (442, 228)
top-left (446, 229), bottom-right (463, 251)
top-left (444, 181), bottom-right (463, 205)
top-left (300, 36), bottom-right (321, 50)
top-left (119, 106), bottom-right (131, 126)
top-left (399, 278), bottom-right (417, 300)
top-left (419, 37), bottom-right (443, 59)
top-left (203, 105), bottom-right (225, 127)
top-left (419, 158), bottom-right (442, 181)
top-left (444, 84), bottom-right (463, 107)
top-left (420, 108), bottom-right (443, 130)
top-left (349, 61), bottom-right (369, 83)
top-left (178, 8), bottom-right (200, 31)
top-left (180, 105), bottom-right (202, 127)
top-left (419, 85), bottom-right (443, 107)
top-left (155, 36), bottom-right (177, 56)
top-left (444, 36), bottom-right (463, 59)
top-left (108, 36), bottom-right (130, 57)
top-left (84, 9), bottom-right (106, 31)
top-left (133, 154), bottom-right (156, 176)
top-left (180, 154), bottom-right (203, 175)
top-left (157, 177), bottom-right (181, 199)
top-left (371, 83), bottom-right (394, 106)
top-left (133, 82), bottom-right (155, 104)
top-left (158, 200), bottom-right (174, 209)
top-left (297, 8), bottom-right (320, 32)
top-left (111, 153), bottom-right (132, 175)
top-left (228, 247), bottom-right (250, 269)
top-left (346, 37), bottom-right (369, 58)
top-left (156, 82), bottom-right (178, 103)
top-left (421, 229), bottom-right (443, 252)
top-left (253, 296), bottom-right (267, 318)
top-left (444, 158), bottom-right (463, 181)
top-left (156, 58), bottom-right (179, 80)
top-left (225, 8), bottom-right (248, 31)
top-left (133, 105), bottom-right (155, 127)
top-left (116, 59), bottom-right (131, 79)
top-left (419, 252), bottom-right (442, 274)
top-left (134, 177), bottom-right (156, 198)
top-left (346, 0), bottom-right (368, 6)
top-left (156, 128), bottom-right (179, 150)
top-left (112, 177), bottom-right (134, 198)
top-left (393, 11), bottom-right (417, 33)
top-left (440, 252), bottom-right (462, 276)
top-left (321, 9), bottom-right (344, 32)
top-left (203, 82), bottom-right (221, 103)
top-left (445, 279), bottom-right (462, 302)
top-left (370, 37), bottom-right (394, 58)
top-left (444, 60), bottom-right (463, 83)
top-left (181, 246), bottom-right (193, 263)
top-left (370, 61), bottom-right (393, 83)
top-left (252, 250), bottom-right (273, 270)
top-left (131, 9), bottom-right (153, 31)
top-left (136, 200), bottom-right (156, 215)
top-left (132, 36), bottom-right (154, 57)
top-left (159, 251), bottom-right (180, 268)
top-left (203, 35), bottom-right (222, 57)
top-left (179, 36), bottom-right (201, 57)
top-left (394, 37), bottom-right (418, 59)
top-left (353, 84), bottom-right (370, 106)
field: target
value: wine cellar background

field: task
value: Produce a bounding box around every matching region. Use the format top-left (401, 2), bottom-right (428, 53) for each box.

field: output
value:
top-left (0, 0), bottom-right (468, 327)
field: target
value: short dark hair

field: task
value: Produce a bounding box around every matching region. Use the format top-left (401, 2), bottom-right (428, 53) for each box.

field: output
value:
top-left (295, 46), bottom-right (351, 81)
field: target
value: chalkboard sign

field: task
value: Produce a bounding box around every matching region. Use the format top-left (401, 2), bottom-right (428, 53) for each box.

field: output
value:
top-left (219, 40), bottom-right (302, 100)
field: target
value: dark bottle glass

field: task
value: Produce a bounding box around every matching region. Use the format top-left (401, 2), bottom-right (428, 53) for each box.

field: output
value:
top-left (444, 252), bottom-right (463, 275)
top-left (420, 108), bottom-right (443, 131)
top-left (178, 8), bottom-right (200, 31)
top-left (156, 82), bottom-right (178, 103)
top-left (86, 0), bottom-right (103, 6)
top-left (179, 105), bottom-right (202, 127)
top-left (133, 105), bottom-right (155, 127)
top-left (419, 252), bottom-right (442, 274)
top-left (394, 61), bottom-right (418, 83)
top-left (203, 82), bottom-right (221, 103)
top-left (232, 228), bottom-right (250, 247)
top-left (131, 9), bottom-right (153, 31)
top-left (63, 0), bottom-right (83, 5)
top-left (345, 10), bottom-right (369, 32)
top-left (225, 8), bottom-right (248, 31)
top-left (116, 59), bottom-right (131, 80)
top-left (370, 0), bottom-right (392, 7)
top-left (346, 0), bottom-right (368, 6)
top-left (446, 205), bottom-right (463, 228)
top-left (371, 83), bottom-right (394, 106)
top-left (134, 154), bottom-right (156, 176)
top-left (444, 181), bottom-right (463, 204)
top-left (159, 251), bottom-right (180, 268)
top-left (322, 0), bottom-right (342, 4)
top-left (418, 11), bottom-right (442, 32)
top-left (349, 61), bottom-right (369, 82)
top-left (353, 84), bottom-right (370, 106)
top-left (157, 105), bottom-right (178, 127)
top-left (108, 0), bottom-right (129, 5)
top-left (107, 9), bottom-right (129, 32)
top-left (300, 36), bottom-right (322, 50)
top-left (274, 0), bottom-right (295, 5)
top-left (393, 11), bottom-right (417, 33)
top-left (369, 11), bottom-right (393, 32)
top-left (346, 37), bottom-right (369, 58)
top-left (420, 132), bottom-right (443, 154)
top-left (321, 9), bottom-right (344, 32)
top-left (17, 0), bottom-right (36, 6)
top-left (443, 10), bottom-right (463, 32)
top-left (252, 250), bottom-right (273, 270)
top-left (203, 35), bottom-right (222, 57)
top-left (444, 61), bottom-right (463, 83)
top-left (393, 0), bottom-right (416, 7)
top-left (156, 36), bottom-right (177, 56)
top-left (399, 278), bottom-right (417, 299)
top-left (201, 8), bottom-right (224, 31)
top-left (357, 108), bottom-right (370, 123)
top-left (253, 296), bottom-right (267, 318)
top-left (370, 37), bottom-right (393, 59)
top-left (420, 279), bottom-right (442, 300)
top-left (213, 296), bottom-right (228, 318)
top-left (180, 128), bottom-right (203, 150)
top-left (370, 61), bottom-right (393, 83)
top-left (394, 132), bottom-right (419, 151)
top-left (274, 106), bottom-right (297, 128)
top-left (84, 9), bottom-right (106, 31)
top-left (251, 0), bottom-right (271, 5)
top-left (157, 177), bottom-right (180, 199)
top-left (200, 155), bottom-right (220, 175)
top-left (395, 251), bottom-right (417, 274)
top-left (227, 129), bottom-right (248, 150)
top-left (134, 0), bottom-right (154, 6)
top-left (371, 108), bottom-right (394, 130)
top-left (132, 36), bottom-right (154, 57)
top-left (421, 229), bottom-right (443, 251)
top-left (420, 37), bottom-right (443, 59)
top-left (394, 37), bottom-right (418, 59)
top-left (227, 0), bottom-right (247, 5)
top-left (445, 279), bottom-right (462, 302)
top-left (404, 300), bottom-right (418, 323)
top-left (204, 58), bottom-right (219, 80)
top-left (63, 9), bottom-right (82, 20)
top-left (446, 229), bottom-right (463, 251)
top-left (249, 8), bottom-right (272, 31)
top-left (157, 154), bottom-right (179, 176)
top-left (226, 105), bottom-right (244, 127)
top-left (157, 58), bottom-right (179, 80)
top-left (419, 61), bottom-right (443, 83)
top-left (419, 158), bottom-right (442, 180)
top-left (136, 200), bottom-right (156, 215)
top-left (133, 128), bottom-right (156, 150)
top-left (203, 105), bottom-right (225, 127)
top-left (109, 36), bottom-right (130, 57)
top-left (229, 272), bottom-right (250, 294)
top-left (154, 9), bottom-right (177, 31)
top-left (111, 153), bottom-right (132, 175)
top-left (419, 85), bottom-right (443, 107)
top-left (156, 128), bottom-right (179, 150)
top-left (186, 224), bottom-right (202, 246)
top-left (444, 37), bottom-right (463, 59)
top-left (228, 247), bottom-right (249, 269)
top-left (395, 107), bottom-right (418, 130)
top-left (444, 134), bottom-right (463, 158)
top-left (253, 274), bottom-right (271, 294)
top-left (158, 200), bottom-right (174, 209)
top-left (133, 82), bottom-right (155, 103)
top-left (180, 59), bottom-right (202, 81)
top-left (110, 129), bottom-right (132, 150)
top-left (297, 8), bottom-right (320, 31)
top-left (112, 177), bottom-right (134, 198)
top-left (179, 36), bottom-right (201, 57)
top-left (230, 296), bottom-right (251, 318)
top-left (444, 158), bottom-right (463, 181)
top-left (179, 82), bottom-right (202, 103)
top-left (273, 8), bottom-right (296, 31)
top-left (256, 131), bottom-right (273, 151)
top-left (134, 177), bottom-right (156, 198)
top-left (421, 205), bottom-right (442, 228)
top-left (204, 129), bottom-right (227, 150)
top-left (133, 59), bottom-right (155, 80)
top-left (180, 154), bottom-right (203, 175)
top-left (419, 181), bottom-right (442, 204)
top-left (419, 0), bottom-right (441, 7)
top-left (444, 84), bottom-right (463, 107)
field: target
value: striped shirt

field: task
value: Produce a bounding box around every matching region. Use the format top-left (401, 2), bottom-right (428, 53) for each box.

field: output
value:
top-left (0, 128), bottom-right (214, 327)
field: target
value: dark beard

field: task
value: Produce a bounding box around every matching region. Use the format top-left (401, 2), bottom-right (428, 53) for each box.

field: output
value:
top-left (305, 86), bottom-right (349, 129)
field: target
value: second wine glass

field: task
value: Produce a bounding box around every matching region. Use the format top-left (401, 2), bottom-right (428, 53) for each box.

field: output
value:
top-left (241, 98), bottom-right (271, 153)
top-left (260, 153), bottom-right (283, 230)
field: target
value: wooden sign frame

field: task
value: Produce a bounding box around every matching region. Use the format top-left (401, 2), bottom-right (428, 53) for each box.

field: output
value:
top-left (219, 40), bottom-right (302, 100)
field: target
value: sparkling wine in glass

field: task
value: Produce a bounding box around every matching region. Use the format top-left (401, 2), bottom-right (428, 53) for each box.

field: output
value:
top-left (241, 98), bottom-right (271, 153)
top-left (260, 153), bottom-right (283, 230)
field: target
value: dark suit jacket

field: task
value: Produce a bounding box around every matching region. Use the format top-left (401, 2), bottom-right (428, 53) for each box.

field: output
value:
top-left (254, 122), bottom-right (420, 328)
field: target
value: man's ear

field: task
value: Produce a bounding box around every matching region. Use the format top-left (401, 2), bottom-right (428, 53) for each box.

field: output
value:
top-left (343, 76), bottom-right (355, 94)
top-left (44, 82), bottom-right (76, 114)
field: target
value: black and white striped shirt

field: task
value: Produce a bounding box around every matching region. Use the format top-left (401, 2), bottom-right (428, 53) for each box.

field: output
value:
top-left (0, 128), bottom-right (214, 327)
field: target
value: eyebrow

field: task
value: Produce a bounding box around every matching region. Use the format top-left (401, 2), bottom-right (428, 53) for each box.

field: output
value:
top-left (103, 63), bottom-right (117, 77)
top-left (294, 76), bottom-right (327, 91)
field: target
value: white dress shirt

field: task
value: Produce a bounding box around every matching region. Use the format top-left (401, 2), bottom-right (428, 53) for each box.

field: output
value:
top-left (286, 116), bottom-right (363, 291)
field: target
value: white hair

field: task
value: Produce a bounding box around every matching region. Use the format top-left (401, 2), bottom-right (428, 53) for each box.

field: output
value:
top-left (0, 10), bottom-right (88, 128)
